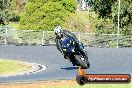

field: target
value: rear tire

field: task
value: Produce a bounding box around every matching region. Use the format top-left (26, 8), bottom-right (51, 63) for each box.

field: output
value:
top-left (75, 55), bottom-right (88, 69)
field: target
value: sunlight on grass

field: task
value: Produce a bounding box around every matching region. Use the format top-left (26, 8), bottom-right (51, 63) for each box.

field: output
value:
top-left (36, 80), bottom-right (132, 88)
top-left (43, 83), bottom-right (132, 88)
top-left (0, 60), bottom-right (32, 75)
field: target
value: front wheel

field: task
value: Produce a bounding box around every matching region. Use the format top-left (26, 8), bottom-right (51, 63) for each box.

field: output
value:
top-left (75, 55), bottom-right (89, 69)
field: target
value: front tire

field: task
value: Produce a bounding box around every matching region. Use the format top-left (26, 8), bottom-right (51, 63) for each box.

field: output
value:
top-left (75, 55), bottom-right (88, 69)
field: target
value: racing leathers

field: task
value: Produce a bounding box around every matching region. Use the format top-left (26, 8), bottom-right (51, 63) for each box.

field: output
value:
top-left (55, 30), bottom-right (83, 59)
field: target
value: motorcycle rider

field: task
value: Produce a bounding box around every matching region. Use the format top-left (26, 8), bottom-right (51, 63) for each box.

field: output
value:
top-left (54, 26), bottom-right (90, 67)
top-left (54, 26), bottom-right (85, 56)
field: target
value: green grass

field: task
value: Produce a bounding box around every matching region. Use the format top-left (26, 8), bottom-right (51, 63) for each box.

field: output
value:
top-left (38, 83), bottom-right (132, 88)
top-left (61, 84), bottom-right (132, 88)
top-left (32, 80), bottom-right (132, 88)
top-left (0, 60), bottom-right (32, 75)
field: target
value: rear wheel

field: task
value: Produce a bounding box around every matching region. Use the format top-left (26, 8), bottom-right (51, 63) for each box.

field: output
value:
top-left (75, 55), bottom-right (88, 69)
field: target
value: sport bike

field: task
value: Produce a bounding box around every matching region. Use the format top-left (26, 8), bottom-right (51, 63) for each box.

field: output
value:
top-left (61, 37), bottom-right (90, 69)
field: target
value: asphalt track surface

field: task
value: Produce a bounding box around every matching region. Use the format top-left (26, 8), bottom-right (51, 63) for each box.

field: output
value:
top-left (0, 46), bottom-right (132, 83)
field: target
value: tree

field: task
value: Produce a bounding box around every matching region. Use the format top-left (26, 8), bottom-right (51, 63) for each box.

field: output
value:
top-left (64, 11), bottom-right (97, 32)
top-left (9, 0), bottom-right (26, 22)
top-left (91, 0), bottom-right (115, 18)
top-left (112, 0), bottom-right (132, 35)
top-left (11, 0), bottom-right (25, 13)
top-left (91, 0), bottom-right (132, 35)
top-left (19, 0), bottom-right (76, 30)
top-left (0, 0), bottom-right (12, 25)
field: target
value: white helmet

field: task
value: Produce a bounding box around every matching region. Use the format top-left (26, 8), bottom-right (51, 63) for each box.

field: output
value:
top-left (54, 26), bottom-right (63, 39)
top-left (54, 26), bottom-right (62, 34)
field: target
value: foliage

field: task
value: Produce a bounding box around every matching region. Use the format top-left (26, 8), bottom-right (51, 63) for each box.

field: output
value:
top-left (9, 0), bottom-right (25, 22)
top-left (11, 0), bottom-right (25, 14)
top-left (91, 0), bottom-right (115, 18)
top-left (19, 0), bottom-right (77, 30)
top-left (91, 0), bottom-right (132, 35)
top-left (0, 0), bottom-right (12, 25)
top-left (95, 18), bottom-right (116, 34)
top-left (112, 0), bottom-right (132, 35)
top-left (64, 11), bottom-right (96, 32)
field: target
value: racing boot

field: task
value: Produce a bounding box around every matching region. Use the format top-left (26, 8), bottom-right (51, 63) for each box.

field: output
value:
top-left (64, 54), bottom-right (67, 59)
top-left (87, 62), bottom-right (90, 68)
top-left (72, 61), bottom-right (76, 66)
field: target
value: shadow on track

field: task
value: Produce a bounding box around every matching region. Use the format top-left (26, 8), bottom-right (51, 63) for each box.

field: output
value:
top-left (61, 66), bottom-right (79, 70)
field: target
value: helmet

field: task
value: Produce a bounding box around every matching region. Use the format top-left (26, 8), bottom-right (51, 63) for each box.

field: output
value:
top-left (54, 26), bottom-right (63, 39)
top-left (54, 26), bottom-right (62, 34)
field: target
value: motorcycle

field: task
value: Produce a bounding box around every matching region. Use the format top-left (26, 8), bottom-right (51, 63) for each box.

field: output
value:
top-left (60, 37), bottom-right (90, 69)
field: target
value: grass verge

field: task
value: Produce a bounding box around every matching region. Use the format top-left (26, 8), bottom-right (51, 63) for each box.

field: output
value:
top-left (0, 60), bottom-right (32, 75)
top-left (0, 80), bottom-right (131, 88)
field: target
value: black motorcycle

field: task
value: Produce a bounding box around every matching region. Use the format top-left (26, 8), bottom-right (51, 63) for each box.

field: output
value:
top-left (60, 37), bottom-right (90, 69)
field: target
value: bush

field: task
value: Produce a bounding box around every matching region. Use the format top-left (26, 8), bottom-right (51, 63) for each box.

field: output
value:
top-left (19, 0), bottom-right (77, 30)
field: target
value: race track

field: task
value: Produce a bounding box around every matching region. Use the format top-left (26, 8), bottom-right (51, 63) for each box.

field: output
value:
top-left (0, 46), bottom-right (132, 83)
